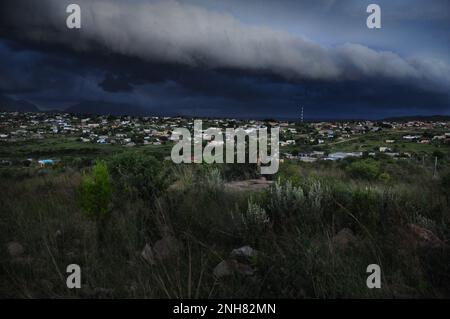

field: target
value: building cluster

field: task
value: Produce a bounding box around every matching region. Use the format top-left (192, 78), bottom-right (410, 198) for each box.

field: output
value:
top-left (1, 112), bottom-right (449, 165)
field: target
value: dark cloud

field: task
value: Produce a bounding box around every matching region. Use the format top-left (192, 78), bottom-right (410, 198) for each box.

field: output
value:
top-left (98, 74), bottom-right (133, 93)
top-left (2, 0), bottom-right (449, 88)
top-left (0, 0), bottom-right (449, 118)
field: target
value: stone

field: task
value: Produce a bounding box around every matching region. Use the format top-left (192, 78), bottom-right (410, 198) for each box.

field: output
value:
top-left (153, 236), bottom-right (180, 261)
top-left (213, 260), bottom-right (234, 278)
top-left (230, 246), bottom-right (257, 259)
top-left (232, 260), bottom-right (255, 276)
top-left (141, 236), bottom-right (180, 265)
top-left (213, 259), bottom-right (255, 278)
top-left (7, 242), bottom-right (24, 257)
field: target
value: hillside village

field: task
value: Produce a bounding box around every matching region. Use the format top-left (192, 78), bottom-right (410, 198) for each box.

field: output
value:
top-left (1, 111), bottom-right (450, 167)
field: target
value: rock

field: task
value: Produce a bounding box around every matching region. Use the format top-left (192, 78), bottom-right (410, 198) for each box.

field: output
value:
top-left (213, 259), bottom-right (255, 278)
top-left (232, 260), bottom-right (255, 276)
top-left (153, 236), bottom-right (180, 261)
top-left (332, 228), bottom-right (357, 249)
top-left (407, 224), bottom-right (445, 249)
top-left (213, 260), bottom-right (234, 278)
top-left (141, 244), bottom-right (156, 265)
top-left (7, 242), bottom-right (24, 257)
top-left (230, 246), bottom-right (257, 259)
top-left (141, 236), bottom-right (180, 265)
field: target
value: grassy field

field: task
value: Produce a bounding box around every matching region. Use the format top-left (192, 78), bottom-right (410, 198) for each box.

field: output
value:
top-left (0, 137), bottom-right (173, 159)
top-left (329, 131), bottom-right (449, 155)
top-left (1, 138), bottom-right (450, 298)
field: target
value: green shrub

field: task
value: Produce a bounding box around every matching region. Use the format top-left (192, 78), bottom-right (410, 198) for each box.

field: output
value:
top-left (79, 160), bottom-right (112, 220)
top-left (346, 159), bottom-right (381, 181)
top-left (266, 179), bottom-right (307, 230)
top-left (277, 163), bottom-right (302, 186)
top-left (242, 198), bottom-right (270, 244)
top-left (350, 187), bottom-right (381, 232)
top-left (378, 172), bottom-right (391, 183)
top-left (107, 152), bottom-right (169, 200)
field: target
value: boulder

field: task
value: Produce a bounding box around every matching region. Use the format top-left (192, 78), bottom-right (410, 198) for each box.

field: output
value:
top-left (213, 259), bottom-right (255, 278)
top-left (230, 245), bottom-right (257, 259)
top-left (141, 236), bottom-right (180, 265)
top-left (153, 236), bottom-right (180, 260)
top-left (231, 260), bottom-right (254, 276)
top-left (213, 260), bottom-right (234, 278)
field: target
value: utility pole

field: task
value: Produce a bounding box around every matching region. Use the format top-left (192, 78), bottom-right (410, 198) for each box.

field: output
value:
top-left (300, 106), bottom-right (304, 124)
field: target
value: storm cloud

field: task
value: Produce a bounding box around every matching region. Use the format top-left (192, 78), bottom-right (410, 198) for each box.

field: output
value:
top-left (0, 0), bottom-right (449, 118)
top-left (1, 0), bottom-right (449, 91)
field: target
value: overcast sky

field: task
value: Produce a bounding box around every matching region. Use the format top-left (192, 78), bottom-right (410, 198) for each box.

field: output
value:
top-left (0, 0), bottom-right (449, 119)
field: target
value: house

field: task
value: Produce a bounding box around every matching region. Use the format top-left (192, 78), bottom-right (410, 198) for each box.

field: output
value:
top-left (312, 151), bottom-right (325, 158)
top-left (38, 159), bottom-right (55, 167)
top-left (403, 135), bottom-right (421, 140)
top-left (325, 152), bottom-right (362, 161)
top-left (299, 156), bottom-right (318, 163)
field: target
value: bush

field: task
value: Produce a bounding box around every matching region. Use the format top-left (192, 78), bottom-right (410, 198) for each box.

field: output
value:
top-left (242, 198), bottom-right (270, 244)
top-left (346, 159), bottom-right (381, 181)
top-left (78, 160), bottom-right (112, 220)
top-left (202, 167), bottom-right (224, 193)
top-left (266, 180), bottom-right (306, 230)
top-left (107, 152), bottom-right (169, 200)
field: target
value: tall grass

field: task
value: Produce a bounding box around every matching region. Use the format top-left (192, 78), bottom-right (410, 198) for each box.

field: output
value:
top-left (1, 159), bottom-right (450, 298)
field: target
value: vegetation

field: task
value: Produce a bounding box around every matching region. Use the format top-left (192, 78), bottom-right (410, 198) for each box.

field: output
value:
top-left (79, 161), bottom-right (112, 220)
top-left (1, 140), bottom-right (450, 299)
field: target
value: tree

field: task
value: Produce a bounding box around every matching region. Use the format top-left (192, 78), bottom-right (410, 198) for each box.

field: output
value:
top-left (79, 161), bottom-right (112, 250)
top-left (79, 161), bottom-right (112, 219)
top-left (346, 159), bottom-right (382, 181)
top-left (107, 152), bottom-right (169, 200)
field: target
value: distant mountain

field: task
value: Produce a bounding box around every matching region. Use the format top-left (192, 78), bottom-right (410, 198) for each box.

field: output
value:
top-left (0, 95), bottom-right (40, 112)
top-left (381, 115), bottom-right (450, 122)
top-left (65, 100), bottom-right (148, 116)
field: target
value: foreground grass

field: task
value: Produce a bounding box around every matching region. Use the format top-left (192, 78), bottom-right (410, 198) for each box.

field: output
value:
top-left (1, 159), bottom-right (450, 298)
